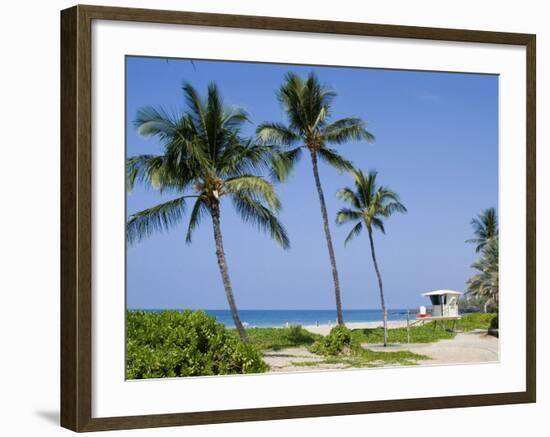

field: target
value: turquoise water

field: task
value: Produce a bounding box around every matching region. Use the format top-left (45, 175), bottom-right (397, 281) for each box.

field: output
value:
top-left (135, 309), bottom-right (415, 328)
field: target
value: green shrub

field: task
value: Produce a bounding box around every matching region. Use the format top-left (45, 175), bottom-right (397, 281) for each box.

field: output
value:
top-left (126, 310), bottom-right (268, 379)
top-left (489, 315), bottom-right (498, 329)
top-left (239, 325), bottom-right (321, 350)
top-left (288, 324), bottom-right (307, 343)
top-left (309, 325), bottom-right (359, 356)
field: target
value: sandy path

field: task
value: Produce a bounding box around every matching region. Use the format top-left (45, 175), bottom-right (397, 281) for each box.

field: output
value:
top-left (262, 347), bottom-right (349, 372)
top-left (365, 331), bottom-right (499, 365)
top-left (262, 331), bottom-right (498, 373)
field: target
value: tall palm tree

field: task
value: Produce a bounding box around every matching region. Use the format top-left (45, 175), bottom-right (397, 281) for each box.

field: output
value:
top-left (257, 72), bottom-right (374, 325)
top-left (335, 169), bottom-right (406, 346)
top-left (127, 83), bottom-right (289, 342)
top-left (466, 207), bottom-right (498, 252)
top-left (466, 236), bottom-right (499, 309)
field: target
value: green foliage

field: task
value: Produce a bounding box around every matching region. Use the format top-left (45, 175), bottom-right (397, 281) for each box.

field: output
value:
top-left (350, 313), bottom-right (497, 344)
top-left (351, 325), bottom-right (455, 344)
top-left (305, 325), bottom-right (428, 367)
top-left (256, 72), bottom-right (374, 181)
top-left (239, 325), bottom-right (321, 351)
top-left (467, 237), bottom-right (499, 308)
top-left (489, 315), bottom-right (499, 329)
top-left (460, 296), bottom-right (490, 313)
top-left (127, 82), bottom-right (289, 249)
top-left (293, 349), bottom-right (428, 368)
top-left (466, 207), bottom-right (498, 253)
top-left (309, 325), bottom-right (360, 356)
top-left (336, 169), bottom-right (407, 242)
top-left (458, 313), bottom-right (497, 331)
top-left (126, 310), bottom-right (268, 379)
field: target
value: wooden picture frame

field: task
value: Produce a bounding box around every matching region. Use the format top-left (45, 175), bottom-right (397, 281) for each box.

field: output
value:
top-left (60, 4), bottom-right (536, 432)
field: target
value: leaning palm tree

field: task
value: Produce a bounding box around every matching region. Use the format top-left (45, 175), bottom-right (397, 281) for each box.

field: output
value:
top-left (335, 169), bottom-right (407, 346)
top-left (257, 72), bottom-right (374, 325)
top-left (127, 83), bottom-right (289, 342)
top-left (466, 207), bottom-right (498, 252)
top-left (466, 236), bottom-right (499, 310)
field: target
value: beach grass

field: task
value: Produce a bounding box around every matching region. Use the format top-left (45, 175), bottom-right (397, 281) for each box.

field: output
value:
top-left (292, 349), bottom-right (428, 368)
top-left (351, 313), bottom-right (497, 344)
top-left (237, 325), bottom-right (323, 350)
top-left (457, 313), bottom-right (497, 331)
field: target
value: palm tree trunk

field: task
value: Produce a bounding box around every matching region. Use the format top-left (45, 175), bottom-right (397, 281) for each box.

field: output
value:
top-left (309, 150), bottom-right (344, 325)
top-left (210, 201), bottom-right (248, 342)
top-left (367, 228), bottom-right (388, 346)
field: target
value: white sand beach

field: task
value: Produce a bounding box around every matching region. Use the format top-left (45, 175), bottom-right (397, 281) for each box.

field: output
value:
top-left (303, 320), bottom-right (409, 336)
top-left (367, 331), bottom-right (499, 365)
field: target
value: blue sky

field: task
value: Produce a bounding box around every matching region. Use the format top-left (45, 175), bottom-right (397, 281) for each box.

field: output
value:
top-left (126, 56), bottom-right (498, 310)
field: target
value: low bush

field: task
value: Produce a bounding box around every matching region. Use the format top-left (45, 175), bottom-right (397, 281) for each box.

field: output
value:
top-left (126, 310), bottom-right (269, 379)
top-left (309, 325), bottom-right (359, 356)
top-left (306, 325), bottom-right (429, 366)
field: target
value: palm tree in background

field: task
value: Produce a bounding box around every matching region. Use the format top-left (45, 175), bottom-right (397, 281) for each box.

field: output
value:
top-left (257, 72), bottom-right (374, 325)
top-left (466, 207), bottom-right (498, 252)
top-left (127, 83), bottom-right (289, 342)
top-left (335, 169), bottom-right (407, 346)
top-left (466, 236), bottom-right (499, 309)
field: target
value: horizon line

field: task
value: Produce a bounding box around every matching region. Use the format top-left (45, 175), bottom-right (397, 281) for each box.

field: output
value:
top-left (127, 307), bottom-right (419, 311)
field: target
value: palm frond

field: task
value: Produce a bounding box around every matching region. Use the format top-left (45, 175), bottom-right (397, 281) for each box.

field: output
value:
top-left (322, 117), bottom-right (375, 144)
top-left (466, 237), bottom-right (499, 304)
top-left (134, 106), bottom-right (178, 140)
top-left (335, 208), bottom-right (363, 224)
top-left (371, 217), bottom-right (386, 234)
top-left (344, 221), bottom-right (363, 246)
top-left (467, 207), bottom-right (498, 252)
top-left (317, 147), bottom-right (354, 172)
top-left (256, 122), bottom-right (300, 146)
top-left (380, 201), bottom-right (407, 217)
top-left (270, 147), bottom-right (302, 182)
top-left (127, 196), bottom-right (187, 244)
top-left (181, 82), bottom-right (210, 142)
top-left (222, 106), bottom-right (250, 131)
top-left (185, 197), bottom-right (209, 243)
top-left (224, 175), bottom-right (281, 211)
top-left (277, 72), bottom-right (308, 132)
top-left (232, 194), bottom-right (290, 249)
top-left (336, 187), bottom-right (362, 209)
top-left (126, 155), bottom-right (165, 191)
top-left (126, 154), bottom-right (191, 193)
top-left (303, 73), bottom-right (335, 128)
top-left (353, 169), bottom-right (377, 205)
top-left (219, 140), bottom-right (272, 176)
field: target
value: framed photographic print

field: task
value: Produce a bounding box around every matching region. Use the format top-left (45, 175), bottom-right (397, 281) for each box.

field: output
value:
top-left (60, 4), bottom-right (536, 432)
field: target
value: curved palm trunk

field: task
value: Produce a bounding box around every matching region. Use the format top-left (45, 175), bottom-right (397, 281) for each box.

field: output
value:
top-left (367, 228), bottom-right (388, 346)
top-left (210, 201), bottom-right (248, 342)
top-left (310, 151), bottom-right (344, 325)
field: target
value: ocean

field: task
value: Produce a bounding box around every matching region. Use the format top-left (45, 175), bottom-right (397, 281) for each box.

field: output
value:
top-left (135, 309), bottom-right (414, 328)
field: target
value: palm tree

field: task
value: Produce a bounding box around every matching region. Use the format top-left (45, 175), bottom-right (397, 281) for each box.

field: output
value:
top-left (466, 207), bottom-right (498, 252)
top-left (127, 83), bottom-right (289, 342)
top-left (257, 72), bottom-right (374, 325)
top-left (335, 169), bottom-right (406, 346)
top-left (466, 236), bottom-right (499, 309)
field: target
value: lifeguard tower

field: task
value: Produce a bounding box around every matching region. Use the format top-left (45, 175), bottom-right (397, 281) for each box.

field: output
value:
top-left (422, 290), bottom-right (461, 317)
top-left (409, 290), bottom-right (462, 331)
